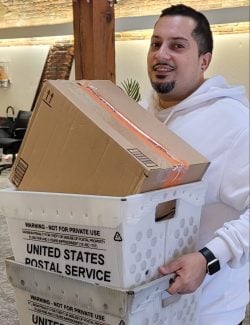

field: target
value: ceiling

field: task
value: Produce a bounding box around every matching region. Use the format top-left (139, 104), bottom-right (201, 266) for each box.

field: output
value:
top-left (0, 0), bottom-right (74, 28)
top-left (0, 0), bottom-right (139, 29)
top-left (0, 1), bottom-right (249, 40)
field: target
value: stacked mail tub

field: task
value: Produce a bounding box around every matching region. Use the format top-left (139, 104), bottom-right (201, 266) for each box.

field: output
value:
top-left (2, 180), bottom-right (205, 325)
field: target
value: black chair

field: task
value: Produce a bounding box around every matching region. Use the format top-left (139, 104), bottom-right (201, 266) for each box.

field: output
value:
top-left (0, 105), bottom-right (15, 138)
top-left (0, 110), bottom-right (32, 174)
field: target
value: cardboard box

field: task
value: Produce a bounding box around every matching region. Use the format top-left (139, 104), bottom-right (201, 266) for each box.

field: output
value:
top-left (6, 257), bottom-right (201, 325)
top-left (1, 181), bottom-right (205, 289)
top-left (10, 80), bottom-right (209, 196)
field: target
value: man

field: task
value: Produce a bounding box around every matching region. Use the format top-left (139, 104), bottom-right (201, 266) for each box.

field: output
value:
top-left (145, 4), bottom-right (249, 325)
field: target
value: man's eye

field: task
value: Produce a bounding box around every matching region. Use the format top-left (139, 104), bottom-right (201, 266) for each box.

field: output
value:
top-left (173, 43), bottom-right (185, 49)
top-left (150, 42), bottom-right (161, 49)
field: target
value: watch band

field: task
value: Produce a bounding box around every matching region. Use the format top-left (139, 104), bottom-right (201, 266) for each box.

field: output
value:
top-left (199, 247), bottom-right (220, 275)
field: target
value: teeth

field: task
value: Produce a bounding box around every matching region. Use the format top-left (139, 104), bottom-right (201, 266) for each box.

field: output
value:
top-left (154, 65), bottom-right (174, 72)
top-left (156, 67), bottom-right (173, 72)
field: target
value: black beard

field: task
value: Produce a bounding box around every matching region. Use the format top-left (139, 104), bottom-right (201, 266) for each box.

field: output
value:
top-left (151, 80), bottom-right (176, 94)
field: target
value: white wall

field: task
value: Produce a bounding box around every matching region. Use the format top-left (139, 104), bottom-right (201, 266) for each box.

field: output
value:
top-left (116, 33), bottom-right (249, 101)
top-left (116, 40), bottom-right (151, 101)
top-left (0, 45), bottom-right (49, 116)
top-left (206, 33), bottom-right (249, 97)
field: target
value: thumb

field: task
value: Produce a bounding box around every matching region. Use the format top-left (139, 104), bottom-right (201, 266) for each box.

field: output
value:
top-left (167, 275), bottom-right (181, 295)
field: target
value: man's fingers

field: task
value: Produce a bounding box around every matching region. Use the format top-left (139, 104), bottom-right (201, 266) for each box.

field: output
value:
top-left (167, 275), bottom-right (181, 295)
top-left (159, 260), bottom-right (180, 274)
top-left (159, 265), bottom-right (171, 274)
top-left (160, 253), bottom-right (207, 295)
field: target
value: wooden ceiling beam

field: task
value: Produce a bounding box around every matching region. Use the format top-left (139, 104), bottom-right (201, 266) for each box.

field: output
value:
top-left (72, 0), bottom-right (115, 82)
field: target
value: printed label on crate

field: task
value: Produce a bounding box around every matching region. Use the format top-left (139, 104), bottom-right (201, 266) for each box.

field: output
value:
top-left (10, 219), bottom-right (124, 286)
top-left (15, 290), bottom-right (123, 325)
top-left (14, 286), bottom-right (200, 325)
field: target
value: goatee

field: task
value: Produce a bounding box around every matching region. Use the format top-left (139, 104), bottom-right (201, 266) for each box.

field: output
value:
top-left (151, 80), bottom-right (175, 94)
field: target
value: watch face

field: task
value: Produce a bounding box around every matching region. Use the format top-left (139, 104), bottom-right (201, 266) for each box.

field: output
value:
top-left (207, 259), bottom-right (220, 275)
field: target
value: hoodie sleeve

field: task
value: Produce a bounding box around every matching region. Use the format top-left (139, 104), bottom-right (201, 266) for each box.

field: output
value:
top-left (206, 210), bottom-right (249, 268)
top-left (205, 127), bottom-right (249, 268)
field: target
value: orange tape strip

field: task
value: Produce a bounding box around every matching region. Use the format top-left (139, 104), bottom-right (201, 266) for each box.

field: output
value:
top-left (79, 82), bottom-right (189, 187)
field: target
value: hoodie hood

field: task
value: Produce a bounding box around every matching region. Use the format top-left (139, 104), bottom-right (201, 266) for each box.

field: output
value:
top-left (146, 75), bottom-right (249, 124)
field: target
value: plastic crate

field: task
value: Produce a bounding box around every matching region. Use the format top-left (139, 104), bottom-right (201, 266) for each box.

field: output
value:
top-left (1, 181), bottom-right (205, 289)
top-left (5, 257), bottom-right (201, 325)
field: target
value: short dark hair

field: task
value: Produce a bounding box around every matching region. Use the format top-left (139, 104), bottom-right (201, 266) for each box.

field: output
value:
top-left (160, 4), bottom-right (213, 55)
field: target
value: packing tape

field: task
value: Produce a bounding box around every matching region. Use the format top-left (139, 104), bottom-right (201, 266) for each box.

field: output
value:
top-left (79, 82), bottom-right (189, 187)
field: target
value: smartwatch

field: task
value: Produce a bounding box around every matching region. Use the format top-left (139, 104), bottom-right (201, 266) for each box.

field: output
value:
top-left (199, 247), bottom-right (220, 275)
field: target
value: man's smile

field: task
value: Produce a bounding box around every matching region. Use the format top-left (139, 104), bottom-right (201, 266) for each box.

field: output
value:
top-left (153, 63), bottom-right (176, 73)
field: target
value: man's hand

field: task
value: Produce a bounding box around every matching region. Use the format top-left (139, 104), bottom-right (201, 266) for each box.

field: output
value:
top-left (159, 252), bottom-right (207, 295)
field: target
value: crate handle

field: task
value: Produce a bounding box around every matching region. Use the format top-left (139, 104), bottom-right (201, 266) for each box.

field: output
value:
top-left (161, 273), bottom-right (181, 307)
top-left (161, 290), bottom-right (181, 307)
top-left (155, 199), bottom-right (176, 222)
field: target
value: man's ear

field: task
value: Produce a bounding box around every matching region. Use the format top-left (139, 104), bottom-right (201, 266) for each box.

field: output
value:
top-left (201, 52), bottom-right (212, 71)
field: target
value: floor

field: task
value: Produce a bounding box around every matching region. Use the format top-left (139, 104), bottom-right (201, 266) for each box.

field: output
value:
top-left (0, 170), bottom-right (249, 325)
top-left (0, 171), bottom-right (19, 324)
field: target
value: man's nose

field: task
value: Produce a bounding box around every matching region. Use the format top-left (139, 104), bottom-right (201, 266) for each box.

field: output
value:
top-left (155, 45), bottom-right (171, 60)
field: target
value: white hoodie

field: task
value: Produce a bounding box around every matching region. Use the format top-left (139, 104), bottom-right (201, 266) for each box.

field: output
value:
top-left (144, 75), bottom-right (249, 325)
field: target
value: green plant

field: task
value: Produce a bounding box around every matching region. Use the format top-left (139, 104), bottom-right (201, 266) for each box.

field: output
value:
top-left (121, 78), bottom-right (142, 102)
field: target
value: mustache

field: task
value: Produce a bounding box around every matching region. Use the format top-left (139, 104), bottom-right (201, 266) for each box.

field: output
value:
top-left (153, 62), bottom-right (176, 70)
